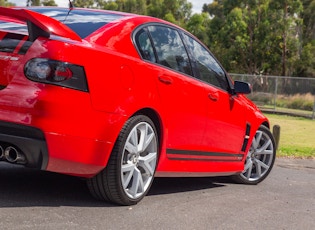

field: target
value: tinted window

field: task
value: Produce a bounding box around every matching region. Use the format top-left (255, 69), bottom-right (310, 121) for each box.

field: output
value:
top-left (147, 26), bottom-right (192, 76)
top-left (0, 22), bottom-right (27, 32)
top-left (183, 34), bottom-right (229, 91)
top-left (135, 29), bottom-right (156, 62)
top-left (29, 8), bottom-right (124, 38)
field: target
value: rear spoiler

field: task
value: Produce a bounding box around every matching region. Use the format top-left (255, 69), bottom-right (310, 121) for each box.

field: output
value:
top-left (0, 7), bottom-right (81, 42)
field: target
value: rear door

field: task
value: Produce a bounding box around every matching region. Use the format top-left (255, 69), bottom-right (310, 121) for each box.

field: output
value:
top-left (134, 25), bottom-right (207, 153)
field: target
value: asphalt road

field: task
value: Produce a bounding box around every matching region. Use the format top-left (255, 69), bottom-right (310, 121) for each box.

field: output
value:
top-left (0, 158), bottom-right (314, 230)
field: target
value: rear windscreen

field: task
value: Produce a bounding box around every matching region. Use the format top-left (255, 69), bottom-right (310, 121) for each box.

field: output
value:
top-left (0, 8), bottom-right (125, 38)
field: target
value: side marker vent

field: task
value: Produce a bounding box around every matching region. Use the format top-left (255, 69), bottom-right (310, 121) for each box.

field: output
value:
top-left (241, 123), bottom-right (251, 152)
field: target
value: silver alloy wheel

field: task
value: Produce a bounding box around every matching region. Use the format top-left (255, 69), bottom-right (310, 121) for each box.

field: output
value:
top-left (241, 128), bottom-right (274, 182)
top-left (121, 121), bottom-right (157, 199)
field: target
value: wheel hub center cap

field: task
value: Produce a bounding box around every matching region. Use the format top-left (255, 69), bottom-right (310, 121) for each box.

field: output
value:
top-left (132, 155), bottom-right (139, 164)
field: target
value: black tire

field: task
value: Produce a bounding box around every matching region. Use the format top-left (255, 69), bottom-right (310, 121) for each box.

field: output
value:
top-left (232, 125), bottom-right (276, 185)
top-left (87, 115), bottom-right (158, 205)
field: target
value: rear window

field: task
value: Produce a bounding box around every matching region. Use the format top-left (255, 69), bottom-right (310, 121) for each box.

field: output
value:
top-left (0, 8), bottom-right (124, 38)
top-left (31, 8), bottom-right (124, 38)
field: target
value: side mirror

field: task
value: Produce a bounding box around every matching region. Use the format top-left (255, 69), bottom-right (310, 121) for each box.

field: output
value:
top-left (234, 81), bottom-right (251, 94)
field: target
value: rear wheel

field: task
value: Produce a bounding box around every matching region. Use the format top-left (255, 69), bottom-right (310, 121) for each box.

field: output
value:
top-left (87, 115), bottom-right (158, 205)
top-left (232, 125), bottom-right (276, 185)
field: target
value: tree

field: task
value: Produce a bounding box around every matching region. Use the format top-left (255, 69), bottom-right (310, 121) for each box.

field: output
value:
top-left (42, 0), bottom-right (57, 6)
top-left (147, 0), bottom-right (164, 19)
top-left (186, 13), bottom-right (210, 45)
top-left (296, 0), bottom-right (315, 77)
top-left (269, 0), bottom-right (303, 76)
top-left (99, 0), bottom-right (147, 15)
top-left (162, 0), bottom-right (192, 25)
top-left (301, 0), bottom-right (315, 43)
top-left (147, 0), bottom-right (192, 25)
top-left (0, 0), bottom-right (15, 6)
top-left (27, 0), bottom-right (41, 6)
top-left (72, 0), bottom-right (94, 7)
top-left (202, 0), bottom-right (306, 76)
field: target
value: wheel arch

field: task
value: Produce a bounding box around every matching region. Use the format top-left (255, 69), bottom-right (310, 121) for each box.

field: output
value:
top-left (262, 121), bottom-right (270, 129)
top-left (133, 108), bottom-right (163, 148)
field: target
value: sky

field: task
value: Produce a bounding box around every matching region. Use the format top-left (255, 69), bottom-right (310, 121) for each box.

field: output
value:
top-left (10, 0), bottom-right (213, 14)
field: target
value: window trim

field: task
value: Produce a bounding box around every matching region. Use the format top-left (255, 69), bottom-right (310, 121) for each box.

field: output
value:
top-left (181, 31), bottom-right (233, 92)
top-left (132, 22), bottom-right (194, 78)
top-left (132, 22), bottom-right (234, 93)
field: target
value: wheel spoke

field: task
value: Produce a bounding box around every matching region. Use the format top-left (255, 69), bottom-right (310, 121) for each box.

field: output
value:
top-left (243, 158), bottom-right (252, 172)
top-left (138, 124), bottom-right (155, 153)
top-left (254, 160), bottom-right (262, 178)
top-left (257, 149), bottom-right (273, 155)
top-left (252, 131), bottom-right (262, 150)
top-left (257, 139), bottom-right (273, 155)
top-left (121, 162), bottom-right (136, 189)
top-left (125, 129), bottom-right (138, 154)
top-left (128, 168), bottom-right (144, 197)
top-left (256, 158), bottom-right (270, 171)
top-left (139, 152), bottom-right (157, 176)
top-left (245, 162), bottom-right (253, 179)
top-left (125, 141), bottom-right (137, 155)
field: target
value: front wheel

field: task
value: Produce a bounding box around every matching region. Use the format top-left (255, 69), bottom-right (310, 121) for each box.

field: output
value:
top-left (87, 115), bottom-right (158, 205)
top-left (232, 125), bottom-right (276, 185)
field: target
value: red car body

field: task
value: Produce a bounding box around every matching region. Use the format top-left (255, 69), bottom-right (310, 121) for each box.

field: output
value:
top-left (0, 7), bottom-right (276, 205)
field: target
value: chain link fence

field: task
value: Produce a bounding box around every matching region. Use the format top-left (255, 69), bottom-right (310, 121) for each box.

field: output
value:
top-left (230, 74), bottom-right (315, 119)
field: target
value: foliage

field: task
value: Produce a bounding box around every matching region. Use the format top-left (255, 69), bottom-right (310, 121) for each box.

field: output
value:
top-left (0, 0), bottom-right (15, 6)
top-left (202, 0), bottom-right (307, 77)
top-left (27, 0), bottom-right (40, 6)
top-left (276, 93), bottom-right (314, 111)
top-left (26, 0), bottom-right (57, 6)
top-left (72, 0), bottom-right (95, 8)
top-left (249, 92), bottom-right (314, 111)
top-left (42, 0), bottom-right (57, 6)
top-left (185, 13), bottom-right (210, 44)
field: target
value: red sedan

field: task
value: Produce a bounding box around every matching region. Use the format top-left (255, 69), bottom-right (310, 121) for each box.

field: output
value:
top-left (0, 6), bottom-right (278, 205)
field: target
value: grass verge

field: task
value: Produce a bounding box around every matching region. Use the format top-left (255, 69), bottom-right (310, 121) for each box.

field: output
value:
top-left (266, 114), bottom-right (315, 159)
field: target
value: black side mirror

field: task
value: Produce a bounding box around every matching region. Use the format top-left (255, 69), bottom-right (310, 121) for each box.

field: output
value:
top-left (234, 81), bottom-right (251, 94)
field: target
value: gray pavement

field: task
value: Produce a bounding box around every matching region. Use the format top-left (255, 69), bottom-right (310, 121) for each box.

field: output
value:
top-left (0, 158), bottom-right (314, 230)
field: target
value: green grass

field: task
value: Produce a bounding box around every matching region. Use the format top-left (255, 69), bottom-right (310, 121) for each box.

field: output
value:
top-left (266, 114), bottom-right (315, 159)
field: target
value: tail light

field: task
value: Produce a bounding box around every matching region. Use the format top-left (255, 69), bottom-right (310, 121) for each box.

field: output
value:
top-left (24, 58), bottom-right (88, 92)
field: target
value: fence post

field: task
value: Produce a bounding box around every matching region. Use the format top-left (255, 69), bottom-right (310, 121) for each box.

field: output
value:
top-left (312, 95), bottom-right (315, 120)
top-left (274, 77), bottom-right (278, 111)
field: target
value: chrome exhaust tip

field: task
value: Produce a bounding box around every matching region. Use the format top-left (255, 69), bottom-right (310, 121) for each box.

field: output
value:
top-left (0, 146), bottom-right (4, 160)
top-left (4, 146), bottom-right (26, 164)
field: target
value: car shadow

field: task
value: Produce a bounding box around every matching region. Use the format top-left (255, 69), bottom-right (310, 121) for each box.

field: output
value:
top-left (0, 163), bottom-right (230, 207)
top-left (148, 177), bottom-right (227, 196)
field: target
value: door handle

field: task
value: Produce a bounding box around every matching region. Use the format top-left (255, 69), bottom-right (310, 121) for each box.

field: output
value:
top-left (158, 75), bottom-right (173, 85)
top-left (208, 92), bottom-right (219, 102)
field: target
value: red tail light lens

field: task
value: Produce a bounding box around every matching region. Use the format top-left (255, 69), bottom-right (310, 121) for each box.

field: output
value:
top-left (24, 58), bottom-right (88, 92)
top-left (54, 65), bottom-right (73, 81)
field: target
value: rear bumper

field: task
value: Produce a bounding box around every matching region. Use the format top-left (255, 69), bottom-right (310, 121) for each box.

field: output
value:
top-left (0, 120), bottom-right (48, 169)
top-left (0, 78), bottom-right (126, 177)
top-left (0, 119), bottom-right (119, 177)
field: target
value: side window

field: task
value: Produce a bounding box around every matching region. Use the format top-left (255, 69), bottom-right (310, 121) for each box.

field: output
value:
top-left (183, 34), bottom-right (229, 91)
top-left (147, 26), bottom-right (192, 76)
top-left (135, 29), bottom-right (156, 62)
